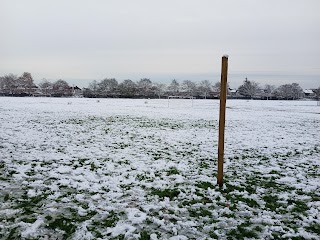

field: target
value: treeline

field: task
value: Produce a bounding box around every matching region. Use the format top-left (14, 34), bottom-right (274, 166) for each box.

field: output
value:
top-left (1, 72), bottom-right (320, 100)
top-left (83, 78), bottom-right (214, 98)
top-left (83, 77), bottom-right (320, 100)
top-left (0, 73), bottom-right (80, 97)
top-left (235, 78), bottom-right (318, 100)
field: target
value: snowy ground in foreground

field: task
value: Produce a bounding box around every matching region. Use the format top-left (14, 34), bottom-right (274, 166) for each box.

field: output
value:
top-left (0, 97), bottom-right (319, 240)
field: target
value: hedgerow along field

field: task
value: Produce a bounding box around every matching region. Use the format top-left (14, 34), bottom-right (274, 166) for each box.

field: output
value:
top-left (0, 97), bottom-right (319, 239)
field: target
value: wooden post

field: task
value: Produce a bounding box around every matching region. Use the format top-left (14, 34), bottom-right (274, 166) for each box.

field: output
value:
top-left (217, 55), bottom-right (228, 188)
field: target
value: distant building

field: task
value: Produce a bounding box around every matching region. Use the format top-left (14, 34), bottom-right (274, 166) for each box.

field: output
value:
top-left (228, 88), bottom-right (238, 97)
top-left (303, 89), bottom-right (315, 98)
top-left (70, 86), bottom-right (82, 97)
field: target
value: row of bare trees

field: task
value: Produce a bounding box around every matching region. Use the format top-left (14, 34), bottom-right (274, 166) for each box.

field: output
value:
top-left (236, 78), bottom-right (320, 100)
top-left (0, 73), bottom-right (76, 97)
top-left (1, 72), bottom-right (319, 99)
top-left (0, 73), bottom-right (37, 96)
top-left (83, 78), bottom-right (216, 98)
top-left (84, 77), bottom-right (320, 100)
top-left (37, 79), bottom-right (76, 97)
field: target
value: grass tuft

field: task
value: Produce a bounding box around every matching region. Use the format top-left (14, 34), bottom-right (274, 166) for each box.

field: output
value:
top-left (150, 188), bottom-right (180, 200)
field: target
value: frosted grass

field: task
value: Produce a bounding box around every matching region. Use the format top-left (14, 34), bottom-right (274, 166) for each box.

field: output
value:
top-left (0, 97), bottom-right (319, 239)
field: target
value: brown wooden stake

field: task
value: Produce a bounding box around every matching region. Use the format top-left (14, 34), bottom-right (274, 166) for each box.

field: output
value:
top-left (217, 55), bottom-right (228, 188)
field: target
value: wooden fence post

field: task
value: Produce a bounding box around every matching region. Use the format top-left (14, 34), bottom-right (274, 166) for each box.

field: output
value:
top-left (217, 55), bottom-right (228, 188)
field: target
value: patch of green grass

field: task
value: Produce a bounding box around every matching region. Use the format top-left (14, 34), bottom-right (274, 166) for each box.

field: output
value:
top-left (263, 194), bottom-right (286, 213)
top-left (136, 173), bottom-right (148, 181)
top-left (271, 232), bottom-right (284, 240)
top-left (120, 183), bottom-right (134, 190)
top-left (87, 226), bottom-right (103, 238)
top-left (195, 189), bottom-right (205, 197)
top-left (196, 181), bottom-right (215, 190)
top-left (78, 158), bottom-right (89, 166)
top-left (227, 222), bottom-right (259, 240)
top-left (8, 169), bottom-right (18, 176)
top-left (90, 162), bottom-right (97, 171)
top-left (246, 175), bottom-right (296, 193)
top-left (43, 177), bottom-right (59, 185)
top-left (253, 225), bottom-right (262, 231)
top-left (144, 218), bottom-right (153, 225)
top-left (288, 199), bottom-right (309, 215)
top-left (221, 183), bottom-right (245, 193)
top-left (188, 207), bottom-right (212, 218)
top-left (101, 210), bottom-right (119, 228)
top-left (14, 192), bottom-right (50, 215)
top-left (7, 227), bottom-right (20, 239)
top-left (289, 237), bottom-right (308, 240)
top-left (47, 216), bottom-right (77, 238)
top-left (179, 197), bottom-right (212, 207)
top-left (245, 184), bottom-right (256, 194)
top-left (166, 167), bottom-right (180, 175)
top-left (110, 234), bottom-right (125, 240)
top-left (221, 212), bottom-right (236, 219)
top-left (179, 199), bottom-right (199, 207)
top-left (209, 230), bottom-right (218, 239)
top-left (226, 194), bottom-right (260, 208)
top-left (21, 217), bottom-right (37, 223)
top-left (305, 223), bottom-right (320, 235)
top-left (25, 170), bottom-right (37, 176)
top-left (139, 231), bottom-right (150, 240)
top-left (150, 188), bottom-right (180, 200)
top-left (269, 170), bottom-right (280, 174)
top-left (198, 161), bottom-right (210, 169)
top-left (0, 161), bottom-right (5, 169)
top-left (4, 193), bottom-right (10, 201)
top-left (88, 211), bottom-right (121, 238)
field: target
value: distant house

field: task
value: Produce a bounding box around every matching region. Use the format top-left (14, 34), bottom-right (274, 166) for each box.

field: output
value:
top-left (70, 86), bottom-right (82, 97)
top-left (303, 89), bottom-right (315, 98)
top-left (228, 88), bottom-right (238, 97)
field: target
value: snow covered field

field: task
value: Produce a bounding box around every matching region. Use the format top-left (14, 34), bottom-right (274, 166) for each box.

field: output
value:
top-left (0, 97), bottom-right (319, 240)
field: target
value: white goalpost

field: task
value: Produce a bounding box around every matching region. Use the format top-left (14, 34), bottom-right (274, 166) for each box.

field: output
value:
top-left (167, 95), bottom-right (194, 108)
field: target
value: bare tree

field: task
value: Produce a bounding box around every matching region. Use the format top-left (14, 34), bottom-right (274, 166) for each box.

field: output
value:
top-left (89, 80), bottom-right (98, 91)
top-left (98, 78), bottom-right (118, 97)
top-left (52, 79), bottom-right (71, 96)
top-left (276, 84), bottom-right (292, 99)
top-left (277, 83), bottom-right (303, 100)
top-left (18, 72), bottom-right (36, 95)
top-left (137, 78), bottom-right (152, 96)
top-left (198, 80), bottom-right (212, 99)
top-left (264, 84), bottom-right (276, 99)
top-left (1, 74), bottom-right (18, 95)
top-left (53, 79), bottom-right (70, 90)
top-left (38, 79), bottom-right (53, 95)
top-left (168, 79), bottom-right (180, 94)
top-left (181, 80), bottom-right (196, 95)
top-left (213, 81), bottom-right (230, 95)
top-left (119, 79), bottom-right (137, 97)
top-left (291, 83), bottom-right (303, 99)
top-left (153, 83), bottom-right (167, 98)
top-left (238, 78), bottom-right (259, 99)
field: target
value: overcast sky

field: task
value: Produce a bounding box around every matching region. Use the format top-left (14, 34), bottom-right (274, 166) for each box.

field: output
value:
top-left (1, 0), bottom-right (320, 88)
